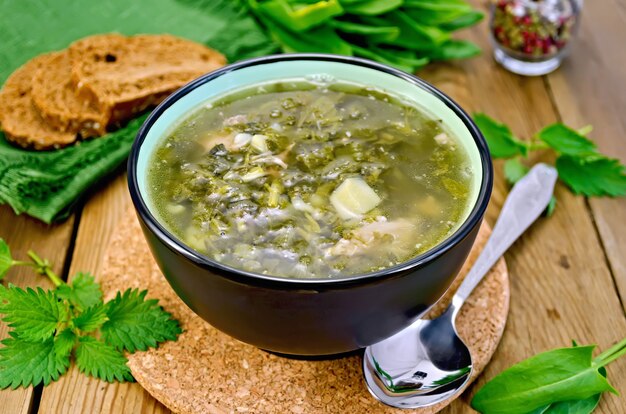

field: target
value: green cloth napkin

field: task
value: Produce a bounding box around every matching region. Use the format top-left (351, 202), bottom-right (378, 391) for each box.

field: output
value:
top-left (0, 0), bottom-right (277, 223)
top-left (0, 116), bottom-right (145, 223)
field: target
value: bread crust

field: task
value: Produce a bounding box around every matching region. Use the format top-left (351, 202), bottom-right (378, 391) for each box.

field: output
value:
top-left (0, 33), bottom-right (226, 150)
top-left (0, 55), bottom-right (76, 150)
top-left (31, 52), bottom-right (108, 137)
top-left (69, 34), bottom-right (226, 126)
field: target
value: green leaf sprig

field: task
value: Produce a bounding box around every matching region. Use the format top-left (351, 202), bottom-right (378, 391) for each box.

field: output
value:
top-left (246, 0), bottom-right (483, 73)
top-left (471, 339), bottom-right (626, 414)
top-left (0, 239), bottom-right (182, 388)
top-left (474, 113), bottom-right (626, 215)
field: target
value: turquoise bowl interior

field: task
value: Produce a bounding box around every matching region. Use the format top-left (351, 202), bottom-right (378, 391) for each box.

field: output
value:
top-left (136, 57), bottom-right (483, 237)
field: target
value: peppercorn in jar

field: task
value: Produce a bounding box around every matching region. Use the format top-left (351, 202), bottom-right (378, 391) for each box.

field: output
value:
top-left (490, 0), bottom-right (582, 76)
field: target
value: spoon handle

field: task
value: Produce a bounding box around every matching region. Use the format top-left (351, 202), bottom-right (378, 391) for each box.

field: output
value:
top-left (454, 163), bottom-right (558, 303)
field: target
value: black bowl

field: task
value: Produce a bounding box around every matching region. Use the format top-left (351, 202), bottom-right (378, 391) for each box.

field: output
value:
top-left (128, 54), bottom-right (493, 356)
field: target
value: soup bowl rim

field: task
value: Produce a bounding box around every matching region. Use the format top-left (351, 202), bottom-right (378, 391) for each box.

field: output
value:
top-left (128, 53), bottom-right (493, 287)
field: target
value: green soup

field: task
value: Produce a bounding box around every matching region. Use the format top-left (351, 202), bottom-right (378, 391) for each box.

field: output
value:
top-left (148, 80), bottom-right (474, 279)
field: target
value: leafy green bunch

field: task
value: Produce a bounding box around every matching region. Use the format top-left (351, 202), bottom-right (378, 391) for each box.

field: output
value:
top-left (246, 0), bottom-right (484, 73)
top-left (472, 339), bottom-right (626, 414)
top-left (0, 239), bottom-right (181, 388)
top-left (474, 114), bottom-right (626, 214)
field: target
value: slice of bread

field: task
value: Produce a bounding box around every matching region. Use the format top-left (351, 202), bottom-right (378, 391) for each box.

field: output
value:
top-left (69, 34), bottom-right (227, 125)
top-left (0, 55), bottom-right (76, 150)
top-left (31, 51), bottom-right (108, 137)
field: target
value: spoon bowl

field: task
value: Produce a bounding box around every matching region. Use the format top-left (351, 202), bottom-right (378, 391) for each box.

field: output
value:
top-left (363, 164), bottom-right (558, 408)
top-left (364, 297), bottom-right (471, 407)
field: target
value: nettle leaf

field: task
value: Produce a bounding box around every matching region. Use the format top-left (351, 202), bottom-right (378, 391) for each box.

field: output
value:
top-left (74, 337), bottom-right (133, 383)
top-left (556, 155), bottom-right (626, 197)
top-left (101, 289), bottom-right (182, 353)
top-left (474, 113), bottom-right (527, 159)
top-left (0, 239), bottom-right (13, 279)
top-left (56, 272), bottom-right (102, 310)
top-left (538, 124), bottom-right (597, 157)
top-left (54, 328), bottom-right (77, 357)
top-left (72, 302), bottom-right (108, 333)
top-left (504, 158), bottom-right (529, 185)
top-left (0, 333), bottom-right (70, 389)
top-left (0, 285), bottom-right (67, 342)
top-left (471, 346), bottom-right (615, 414)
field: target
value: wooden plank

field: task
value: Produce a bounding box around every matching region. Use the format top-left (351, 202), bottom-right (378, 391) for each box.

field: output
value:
top-left (38, 3), bottom-right (626, 412)
top-left (0, 206), bottom-right (75, 414)
top-left (546, 0), bottom-right (626, 311)
top-left (418, 2), bottom-right (626, 412)
top-left (38, 174), bottom-right (171, 414)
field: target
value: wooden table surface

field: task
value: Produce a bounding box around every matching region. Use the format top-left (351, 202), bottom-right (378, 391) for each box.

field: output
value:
top-left (1, 0), bottom-right (625, 413)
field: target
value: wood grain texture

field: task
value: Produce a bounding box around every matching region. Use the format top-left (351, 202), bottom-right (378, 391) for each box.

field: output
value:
top-left (418, 1), bottom-right (626, 412)
top-left (545, 0), bottom-right (626, 313)
top-left (0, 205), bottom-right (75, 414)
top-left (4, 0), bottom-right (625, 412)
top-left (37, 175), bottom-right (170, 414)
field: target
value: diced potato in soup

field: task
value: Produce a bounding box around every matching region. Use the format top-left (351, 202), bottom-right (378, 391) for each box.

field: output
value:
top-left (148, 80), bottom-right (474, 279)
top-left (330, 177), bottom-right (381, 219)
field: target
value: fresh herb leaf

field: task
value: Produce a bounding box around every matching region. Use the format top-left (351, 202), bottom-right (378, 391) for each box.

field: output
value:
top-left (74, 337), bottom-right (133, 383)
top-left (329, 19), bottom-right (400, 42)
top-left (341, 0), bottom-right (403, 15)
top-left (539, 339), bottom-right (607, 414)
top-left (254, 0), bottom-right (343, 32)
top-left (504, 158), bottom-right (529, 185)
top-left (475, 114), bottom-right (626, 208)
top-left (351, 44), bottom-right (427, 73)
top-left (419, 39), bottom-right (481, 60)
top-left (526, 407), bottom-right (549, 414)
top-left (56, 272), bottom-right (102, 310)
top-left (0, 333), bottom-right (70, 389)
top-left (526, 362), bottom-right (606, 414)
top-left (72, 303), bottom-right (108, 333)
top-left (0, 285), bottom-right (67, 342)
top-left (0, 239), bottom-right (13, 280)
top-left (540, 395), bottom-right (602, 414)
top-left (247, 0), bottom-right (481, 72)
top-left (538, 124), bottom-right (597, 157)
top-left (0, 244), bottom-right (181, 388)
top-left (101, 289), bottom-right (182, 353)
top-left (403, 0), bottom-right (472, 25)
top-left (438, 10), bottom-right (484, 31)
top-left (577, 125), bottom-right (593, 136)
top-left (471, 345), bottom-right (616, 414)
top-left (386, 10), bottom-right (450, 46)
top-left (474, 113), bottom-right (527, 158)
top-left (556, 155), bottom-right (626, 197)
top-left (54, 328), bottom-right (77, 357)
top-left (259, 14), bottom-right (353, 55)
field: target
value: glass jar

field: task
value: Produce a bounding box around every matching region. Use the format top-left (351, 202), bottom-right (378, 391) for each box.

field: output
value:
top-left (490, 0), bottom-right (582, 76)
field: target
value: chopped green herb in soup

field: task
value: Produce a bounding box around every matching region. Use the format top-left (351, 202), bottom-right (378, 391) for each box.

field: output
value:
top-left (148, 80), bottom-right (474, 279)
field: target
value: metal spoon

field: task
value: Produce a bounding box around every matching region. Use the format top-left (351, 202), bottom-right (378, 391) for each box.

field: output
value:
top-left (363, 163), bottom-right (558, 409)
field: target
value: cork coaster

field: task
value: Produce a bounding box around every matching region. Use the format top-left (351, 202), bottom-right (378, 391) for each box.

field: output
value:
top-left (100, 212), bottom-right (509, 414)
